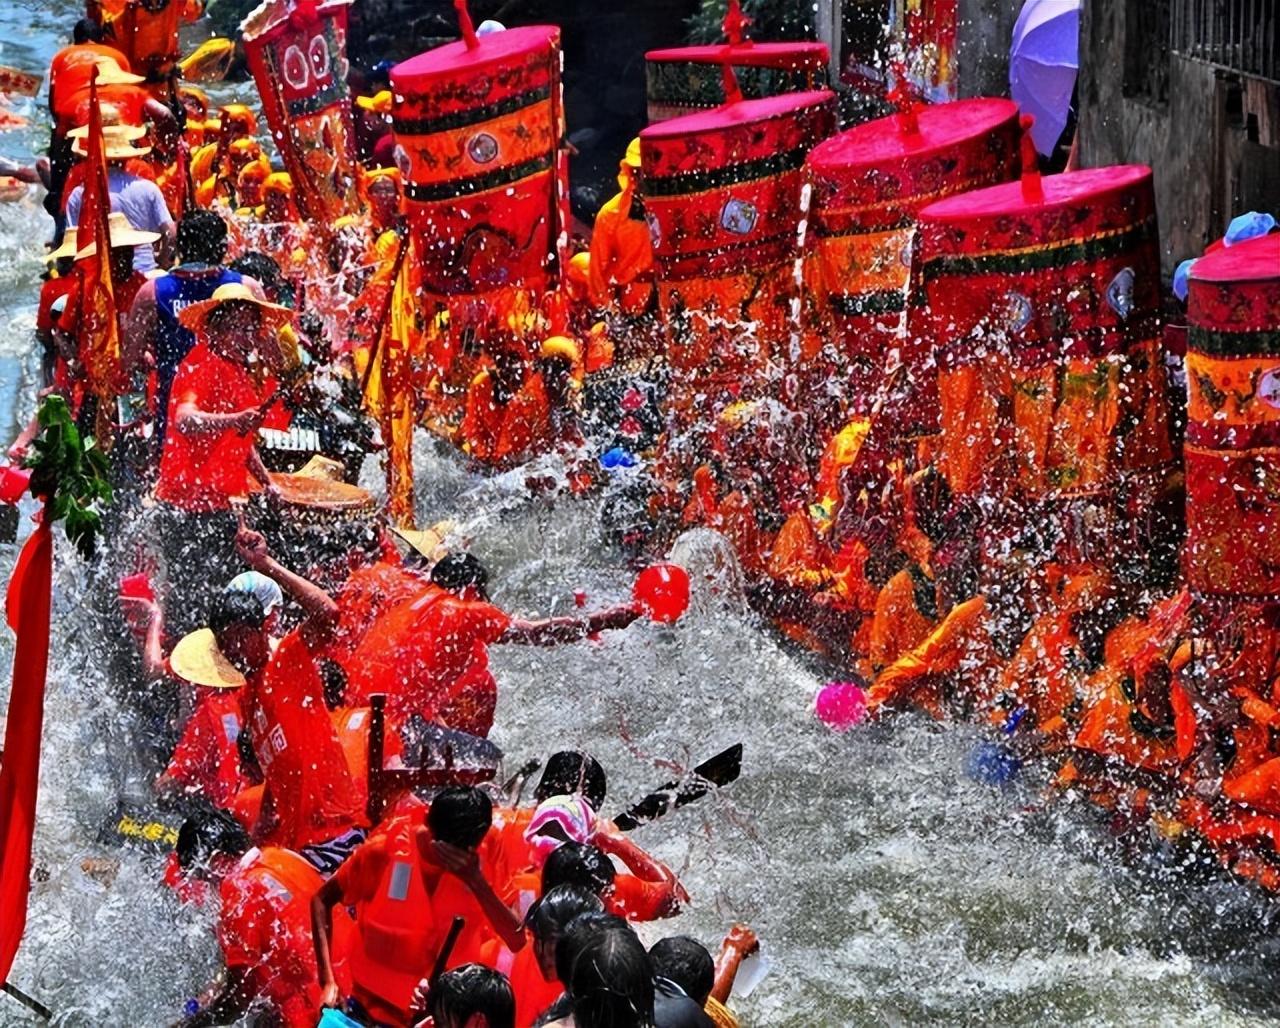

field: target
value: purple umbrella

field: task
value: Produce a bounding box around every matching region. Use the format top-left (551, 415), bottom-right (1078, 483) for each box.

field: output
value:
top-left (1009, 0), bottom-right (1082, 156)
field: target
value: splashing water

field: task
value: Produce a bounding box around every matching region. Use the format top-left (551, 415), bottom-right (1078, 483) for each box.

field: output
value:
top-left (5, 5), bottom-right (1280, 1027)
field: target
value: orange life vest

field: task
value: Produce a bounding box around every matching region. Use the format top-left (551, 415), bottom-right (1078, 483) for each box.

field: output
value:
top-left (348, 822), bottom-right (440, 1020)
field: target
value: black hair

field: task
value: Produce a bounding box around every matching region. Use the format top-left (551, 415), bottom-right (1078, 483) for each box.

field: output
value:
top-left (177, 209), bottom-right (229, 265)
top-left (175, 808), bottom-right (251, 870)
top-left (209, 590), bottom-right (266, 634)
top-left (229, 251), bottom-right (282, 288)
top-left (649, 936), bottom-right (715, 1006)
top-left (428, 963), bottom-right (515, 1028)
top-left (427, 785), bottom-right (493, 849)
top-left (542, 842), bottom-right (616, 897)
top-left (554, 911), bottom-right (630, 986)
top-left (73, 18), bottom-right (102, 44)
top-left (567, 924), bottom-right (655, 1028)
top-left (429, 552), bottom-right (490, 597)
top-left (317, 658), bottom-right (348, 710)
top-left (525, 884), bottom-right (603, 943)
top-left (535, 751), bottom-right (607, 810)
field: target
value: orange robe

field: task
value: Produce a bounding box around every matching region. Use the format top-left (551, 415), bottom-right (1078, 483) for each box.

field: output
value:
top-left (867, 595), bottom-right (992, 717)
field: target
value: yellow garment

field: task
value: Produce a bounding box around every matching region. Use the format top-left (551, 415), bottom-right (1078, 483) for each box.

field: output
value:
top-left (588, 163), bottom-right (653, 311)
top-left (705, 997), bottom-right (739, 1028)
top-left (768, 511), bottom-right (829, 591)
top-left (815, 419), bottom-right (869, 510)
top-left (869, 568), bottom-right (935, 672)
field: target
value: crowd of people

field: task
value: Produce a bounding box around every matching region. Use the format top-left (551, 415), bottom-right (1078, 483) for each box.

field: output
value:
top-left (12, 0), bottom-right (1280, 1021)
top-left (7, 4), bottom-right (773, 1027)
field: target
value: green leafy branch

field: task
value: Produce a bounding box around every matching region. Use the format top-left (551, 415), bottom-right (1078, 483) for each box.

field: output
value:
top-left (24, 396), bottom-right (113, 559)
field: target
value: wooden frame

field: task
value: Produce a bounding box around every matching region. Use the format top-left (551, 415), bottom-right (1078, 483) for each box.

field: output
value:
top-left (366, 694), bottom-right (497, 824)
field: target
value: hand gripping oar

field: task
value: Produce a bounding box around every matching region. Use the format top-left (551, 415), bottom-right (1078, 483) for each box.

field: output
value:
top-left (612, 744), bottom-right (743, 832)
top-left (431, 916), bottom-right (466, 984)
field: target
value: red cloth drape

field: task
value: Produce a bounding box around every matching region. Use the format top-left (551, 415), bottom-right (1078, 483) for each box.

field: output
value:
top-left (0, 517), bottom-right (54, 983)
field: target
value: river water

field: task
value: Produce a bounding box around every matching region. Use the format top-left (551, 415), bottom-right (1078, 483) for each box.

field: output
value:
top-left (3, 4), bottom-right (1280, 1026)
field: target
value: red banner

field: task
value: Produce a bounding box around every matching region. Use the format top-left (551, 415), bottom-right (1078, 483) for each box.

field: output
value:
top-left (244, 0), bottom-right (360, 225)
top-left (0, 518), bottom-right (54, 984)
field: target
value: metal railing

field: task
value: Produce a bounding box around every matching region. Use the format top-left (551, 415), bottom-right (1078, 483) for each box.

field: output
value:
top-left (1172, 0), bottom-right (1280, 82)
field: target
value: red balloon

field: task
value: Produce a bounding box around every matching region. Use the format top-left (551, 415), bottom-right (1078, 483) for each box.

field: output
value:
top-left (0, 465), bottom-right (31, 504)
top-left (632, 563), bottom-right (690, 624)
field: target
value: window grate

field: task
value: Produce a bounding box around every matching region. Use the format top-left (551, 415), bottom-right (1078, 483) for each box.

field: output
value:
top-left (1172, 0), bottom-right (1280, 83)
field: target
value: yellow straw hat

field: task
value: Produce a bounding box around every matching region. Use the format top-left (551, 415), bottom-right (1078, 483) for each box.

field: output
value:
top-left (177, 281), bottom-right (292, 334)
top-left (168, 628), bottom-right (246, 689)
top-left (90, 57), bottom-right (145, 86)
top-left (71, 127), bottom-right (152, 160)
top-left (43, 228), bottom-right (79, 264)
top-left (74, 211), bottom-right (161, 259)
top-left (390, 519), bottom-right (458, 563)
top-left (355, 89), bottom-right (393, 114)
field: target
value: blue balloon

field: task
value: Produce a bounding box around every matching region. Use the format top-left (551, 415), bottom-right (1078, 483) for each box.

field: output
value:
top-left (600, 447), bottom-right (639, 470)
top-left (1173, 258), bottom-right (1196, 302)
top-left (966, 741), bottom-right (1022, 786)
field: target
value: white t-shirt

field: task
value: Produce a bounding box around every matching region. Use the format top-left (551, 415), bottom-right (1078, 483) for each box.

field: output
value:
top-left (65, 166), bottom-right (173, 273)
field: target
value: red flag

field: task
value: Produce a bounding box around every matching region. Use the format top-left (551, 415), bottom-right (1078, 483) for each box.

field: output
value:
top-left (0, 518), bottom-right (54, 983)
top-left (78, 69), bottom-right (121, 407)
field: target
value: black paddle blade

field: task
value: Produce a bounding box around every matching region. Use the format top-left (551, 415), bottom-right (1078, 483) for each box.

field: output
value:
top-left (613, 743), bottom-right (743, 832)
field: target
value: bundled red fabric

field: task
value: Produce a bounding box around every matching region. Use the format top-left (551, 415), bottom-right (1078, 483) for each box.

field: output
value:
top-left (0, 517), bottom-right (54, 983)
top-left (78, 71), bottom-right (122, 409)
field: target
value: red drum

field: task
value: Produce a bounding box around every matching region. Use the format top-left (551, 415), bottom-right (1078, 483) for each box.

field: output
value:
top-left (645, 41), bottom-right (829, 123)
top-left (639, 90), bottom-right (835, 384)
top-left (390, 26), bottom-right (563, 298)
top-left (803, 98), bottom-right (1019, 410)
top-left (1184, 234), bottom-right (1280, 598)
top-left (913, 165), bottom-right (1171, 508)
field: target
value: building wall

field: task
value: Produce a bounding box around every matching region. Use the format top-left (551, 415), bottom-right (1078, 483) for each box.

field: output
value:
top-left (956, 0), bottom-right (1023, 98)
top-left (1079, 0), bottom-right (1280, 276)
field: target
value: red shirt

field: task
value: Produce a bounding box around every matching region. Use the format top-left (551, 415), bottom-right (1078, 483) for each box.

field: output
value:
top-left (49, 43), bottom-right (131, 129)
top-left (245, 630), bottom-right (363, 849)
top-left (57, 267), bottom-right (148, 339)
top-left (217, 846), bottom-right (324, 1028)
top-left (155, 339), bottom-right (282, 511)
top-left (164, 687), bottom-right (248, 807)
top-left (327, 560), bottom-right (428, 677)
top-left (36, 276), bottom-right (75, 334)
top-left (346, 591), bottom-right (511, 737)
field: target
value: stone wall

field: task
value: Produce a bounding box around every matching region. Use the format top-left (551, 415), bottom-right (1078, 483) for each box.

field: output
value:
top-left (1079, 0), bottom-right (1280, 276)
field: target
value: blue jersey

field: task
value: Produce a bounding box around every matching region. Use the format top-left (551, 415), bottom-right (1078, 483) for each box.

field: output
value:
top-left (152, 264), bottom-right (241, 447)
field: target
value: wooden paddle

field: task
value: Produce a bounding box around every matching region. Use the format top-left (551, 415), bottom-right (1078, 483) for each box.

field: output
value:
top-left (612, 744), bottom-right (744, 832)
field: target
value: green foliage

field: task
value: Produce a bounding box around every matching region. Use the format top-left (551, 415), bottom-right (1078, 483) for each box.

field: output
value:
top-left (686, 0), bottom-right (817, 44)
top-left (25, 396), bottom-right (113, 560)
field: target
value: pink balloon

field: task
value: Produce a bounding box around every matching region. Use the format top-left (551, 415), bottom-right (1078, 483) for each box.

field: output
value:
top-left (815, 682), bottom-right (867, 732)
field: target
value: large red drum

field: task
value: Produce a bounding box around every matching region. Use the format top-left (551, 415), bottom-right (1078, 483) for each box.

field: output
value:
top-left (1184, 234), bottom-right (1280, 598)
top-left (639, 90), bottom-right (835, 383)
top-left (389, 26), bottom-right (563, 298)
top-left (645, 41), bottom-right (829, 123)
top-left (913, 165), bottom-right (1171, 508)
top-left (803, 97), bottom-right (1020, 410)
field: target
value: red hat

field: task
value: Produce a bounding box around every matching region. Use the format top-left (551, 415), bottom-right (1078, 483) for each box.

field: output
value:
top-left (804, 97), bottom-right (1020, 405)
